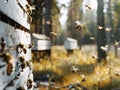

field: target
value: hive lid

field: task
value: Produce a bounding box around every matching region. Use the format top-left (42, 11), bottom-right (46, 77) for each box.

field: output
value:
top-left (32, 33), bottom-right (50, 40)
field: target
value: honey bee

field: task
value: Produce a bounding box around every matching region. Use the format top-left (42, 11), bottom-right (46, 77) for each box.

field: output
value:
top-left (6, 62), bottom-right (13, 76)
top-left (27, 79), bottom-right (33, 89)
top-left (19, 56), bottom-right (25, 63)
top-left (28, 43), bottom-right (34, 49)
top-left (85, 4), bottom-right (92, 10)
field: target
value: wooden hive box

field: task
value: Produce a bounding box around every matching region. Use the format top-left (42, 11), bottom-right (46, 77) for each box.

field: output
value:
top-left (64, 38), bottom-right (78, 50)
top-left (0, 0), bottom-right (34, 90)
top-left (32, 33), bottom-right (51, 60)
top-left (64, 38), bottom-right (78, 56)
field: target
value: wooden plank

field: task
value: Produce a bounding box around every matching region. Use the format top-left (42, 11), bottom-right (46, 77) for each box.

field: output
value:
top-left (0, 0), bottom-right (30, 29)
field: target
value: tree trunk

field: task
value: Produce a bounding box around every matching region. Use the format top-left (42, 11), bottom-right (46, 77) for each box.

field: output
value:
top-left (106, 0), bottom-right (114, 45)
top-left (44, 0), bottom-right (52, 37)
top-left (97, 0), bottom-right (106, 62)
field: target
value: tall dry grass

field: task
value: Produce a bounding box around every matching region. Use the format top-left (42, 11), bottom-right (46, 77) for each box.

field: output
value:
top-left (33, 45), bottom-right (120, 90)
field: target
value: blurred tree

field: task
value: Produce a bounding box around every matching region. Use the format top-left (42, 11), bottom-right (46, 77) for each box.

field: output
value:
top-left (44, 0), bottom-right (52, 37)
top-left (31, 0), bottom-right (44, 33)
top-left (51, 0), bottom-right (61, 44)
top-left (105, 0), bottom-right (114, 45)
top-left (31, 0), bottom-right (61, 38)
top-left (97, 0), bottom-right (106, 62)
top-left (112, 0), bottom-right (120, 57)
top-left (67, 0), bottom-right (83, 49)
top-left (82, 9), bottom-right (97, 45)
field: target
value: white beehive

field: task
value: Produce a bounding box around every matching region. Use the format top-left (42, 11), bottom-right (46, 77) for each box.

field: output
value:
top-left (64, 38), bottom-right (78, 50)
top-left (0, 0), bottom-right (31, 29)
top-left (0, 0), bottom-right (34, 90)
top-left (32, 33), bottom-right (51, 51)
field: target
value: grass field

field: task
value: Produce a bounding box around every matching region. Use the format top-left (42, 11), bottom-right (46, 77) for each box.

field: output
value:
top-left (33, 45), bottom-right (120, 90)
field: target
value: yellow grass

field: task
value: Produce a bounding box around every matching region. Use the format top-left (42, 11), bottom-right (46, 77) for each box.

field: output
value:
top-left (33, 45), bottom-right (120, 90)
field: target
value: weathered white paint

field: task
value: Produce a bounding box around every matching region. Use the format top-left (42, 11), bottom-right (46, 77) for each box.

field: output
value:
top-left (64, 38), bottom-right (78, 50)
top-left (0, 21), bottom-right (33, 90)
top-left (0, 0), bottom-right (30, 29)
top-left (0, 0), bottom-right (34, 90)
top-left (32, 33), bottom-right (51, 50)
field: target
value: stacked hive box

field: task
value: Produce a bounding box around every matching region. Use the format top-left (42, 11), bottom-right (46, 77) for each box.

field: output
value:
top-left (0, 0), bottom-right (34, 90)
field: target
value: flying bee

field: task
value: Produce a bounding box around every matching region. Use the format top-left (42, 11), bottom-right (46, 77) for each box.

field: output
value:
top-left (115, 41), bottom-right (119, 46)
top-left (90, 37), bottom-right (95, 40)
top-left (81, 78), bottom-right (86, 83)
top-left (92, 55), bottom-right (99, 59)
top-left (81, 74), bottom-right (86, 83)
top-left (28, 43), bottom-right (34, 49)
top-left (105, 28), bottom-right (111, 32)
top-left (75, 20), bottom-right (83, 31)
top-left (100, 45), bottom-right (108, 51)
top-left (85, 4), bottom-right (92, 10)
top-left (50, 32), bottom-right (57, 37)
top-left (98, 26), bottom-right (103, 30)
top-left (41, 2), bottom-right (45, 7)
top-left (46, 21), bottom-right (51, 25)
top-left (76, 24), bottom-right (82, 31)
top-left (115, 73), bottom-right (120, 77)
top-left (70, 65), bottom-right (79, 72)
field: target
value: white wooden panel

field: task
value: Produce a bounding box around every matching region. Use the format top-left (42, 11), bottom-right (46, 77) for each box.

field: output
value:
top-left (17, 29), bottom-right (31, 45)
top-left (0, 21), bottom-right (33, 90)
top-left (0, 21), bottom-right (19, 47)
top-left (37, 40), bottom-right (51, 50)
top-left (32, 33), bottom-right (51, 50)
top-left (0, 21), bottom-right (31, 46)
top-left (0, 0), bottom-right (30, 29)
top-left (64, 38), bottom-right (78, 50)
